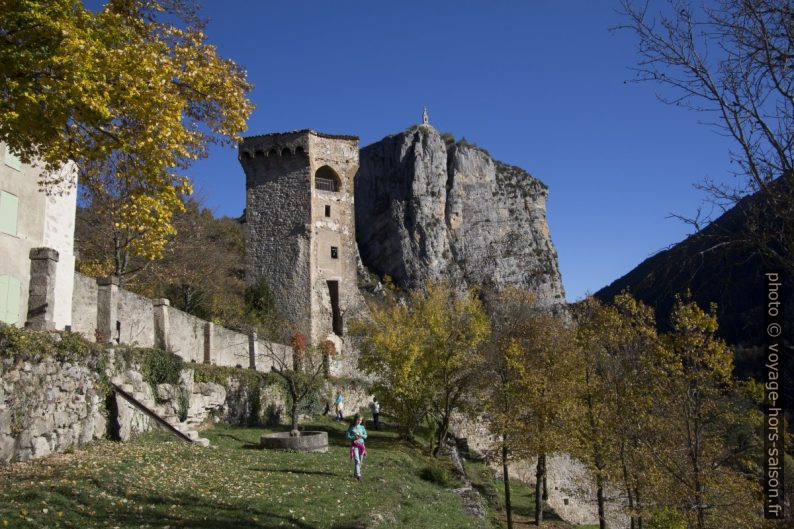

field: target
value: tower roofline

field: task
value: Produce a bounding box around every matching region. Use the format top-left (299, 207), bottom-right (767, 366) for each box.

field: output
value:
top-left (242, 129), bottom-right (359, 143)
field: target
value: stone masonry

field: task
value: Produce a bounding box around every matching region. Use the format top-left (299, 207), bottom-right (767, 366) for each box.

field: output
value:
top-left (239, 130), bottom-right (362, 351)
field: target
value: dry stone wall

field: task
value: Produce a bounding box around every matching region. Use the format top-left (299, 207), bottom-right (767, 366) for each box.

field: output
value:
top-left (0, 356), bottom-right (106, 463)
top-left (0, 345), bottom-right (301, 464)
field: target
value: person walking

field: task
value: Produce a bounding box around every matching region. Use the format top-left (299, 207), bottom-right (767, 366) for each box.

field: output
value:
top-left (334, 391), bottom-right (344, 421)
top-left (346, 413), bottom-right (368, 481)
top-left (369, 397), bottom-right (380, 430)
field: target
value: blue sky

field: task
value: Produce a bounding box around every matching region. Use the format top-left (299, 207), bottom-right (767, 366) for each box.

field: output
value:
top-left (186, 1), bottom-right (737, 303)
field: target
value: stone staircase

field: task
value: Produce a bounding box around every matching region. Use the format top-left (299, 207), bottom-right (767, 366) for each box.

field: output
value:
top-left (110, 378), bottom-right (210, 447)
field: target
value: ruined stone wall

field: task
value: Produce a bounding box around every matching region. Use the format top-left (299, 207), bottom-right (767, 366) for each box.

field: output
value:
top-left (449, 413), bottom-right (629, 529)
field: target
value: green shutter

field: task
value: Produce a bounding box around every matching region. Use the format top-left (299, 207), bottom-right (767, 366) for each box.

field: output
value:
top-left (2, 276), bottom-right (20, 325)
top-left (4, 145), bottom-right (21, 171)
top-left (0, 275), bottom-right (7, 323)
top-left (0, 191), bottom-right (18, 235)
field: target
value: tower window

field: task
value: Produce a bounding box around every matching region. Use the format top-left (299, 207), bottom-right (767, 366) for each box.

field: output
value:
top-left (315, 165), bottom-right (341, 192)
top-left (325, 205), bottom-right (331, 217)
top-left (327, 280), bottom-right (343, 336)
top-left (331, 246), bottom-right (338, 259)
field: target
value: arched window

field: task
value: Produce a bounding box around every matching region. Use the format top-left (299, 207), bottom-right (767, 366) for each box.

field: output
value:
top-left (315, 166), bottom-right (341, 192)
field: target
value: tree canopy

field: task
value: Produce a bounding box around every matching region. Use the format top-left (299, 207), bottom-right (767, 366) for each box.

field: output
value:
top-left (0, 0), bottom-right (254, 258)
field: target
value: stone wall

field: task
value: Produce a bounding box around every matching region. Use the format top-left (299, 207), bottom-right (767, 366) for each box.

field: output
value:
top-left (0, 347), bottom-right (302, 464)
top-left (509, 455), bottom-right (628, 529)
top-left (165, 306), bottom-right (204, 362)
top-left (71, 272), bottom-right (98, 338)
top-left (117, 288), bottom-right (155, 347)
top-left (0, 355), bottom-right (106, 464)
top-left (69, 272), bottom-right (301, 374)
top-left (212, 325), bottom-right (249, 368)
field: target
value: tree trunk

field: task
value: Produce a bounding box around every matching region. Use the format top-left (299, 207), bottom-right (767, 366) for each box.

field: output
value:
top-left (434, 413), bottom-right (450, 457)
top-left (596, 470), bottom-right (606, 529)
top-left (288, 377), bottom-right (299, 432)
top-left (535, 453), bottom-right (546, 527)
top-left (542, 472), bottom-right (548, 501)
top-left (620, 442), bottom-right (635, 529)
top-left (502, 434), bottom-right (513, 529)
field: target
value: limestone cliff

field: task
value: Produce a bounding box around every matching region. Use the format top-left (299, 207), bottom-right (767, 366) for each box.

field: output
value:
top-left (355, 124), bottom-right (565, 306)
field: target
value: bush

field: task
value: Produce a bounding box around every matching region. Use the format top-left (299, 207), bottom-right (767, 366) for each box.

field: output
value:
top-left (137, 348), bottom-right (183, 395)
top-left (646, 508), bottom-right (686, 529)
top-left (419, 464), bottom-right (460, 488)
top-left (0, 324), bottom-right (102, 365)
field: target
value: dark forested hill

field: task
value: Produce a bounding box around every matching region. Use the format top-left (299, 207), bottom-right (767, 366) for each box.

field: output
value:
top-left (595, 182), bottom-right (792, 383)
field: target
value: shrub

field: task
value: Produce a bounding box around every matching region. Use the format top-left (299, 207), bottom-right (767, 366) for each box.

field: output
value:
top-left (137, 348), bottom-right (183, 396)
top-left (419, 464), bottom-right (460, 488)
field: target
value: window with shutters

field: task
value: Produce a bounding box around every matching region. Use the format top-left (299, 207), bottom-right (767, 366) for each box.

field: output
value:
top-left (0, 275), bottom-right (21, 325)
top-left (0, 191), bottom-right (18, 236)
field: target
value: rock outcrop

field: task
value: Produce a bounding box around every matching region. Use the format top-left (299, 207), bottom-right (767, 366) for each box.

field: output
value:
top-left (355, 124), bottom-right (565, 306)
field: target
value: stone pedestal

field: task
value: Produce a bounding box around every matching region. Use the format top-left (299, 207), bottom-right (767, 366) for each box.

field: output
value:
top-left (96, 276), bottom-right (119, 343)
top-left (153, 298), bottom-right (170, 350)
top-left (25, 247), bottom-right (59, 330)
top-left (248, 331), bottom-right (258, 370)
top-left (203, 322), bottom-right (214, 364)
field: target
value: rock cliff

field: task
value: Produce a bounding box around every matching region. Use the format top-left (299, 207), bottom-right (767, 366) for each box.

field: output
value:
top-left (355, 124), bottom-right (565, 306)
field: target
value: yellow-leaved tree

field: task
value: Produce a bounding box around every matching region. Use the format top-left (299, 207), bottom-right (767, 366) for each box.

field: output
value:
top-left (476, 289), bottom-right (577, 529)
top-left (647, 296), bottom-right (762, 529)
top-left (350, 281), bottom-right (490, 450)
top-left (0, 0), bottom-right (254, 274)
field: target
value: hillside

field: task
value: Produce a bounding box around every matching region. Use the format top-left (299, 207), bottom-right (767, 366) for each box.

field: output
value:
top-left (596, 181), bottom-right (791, 344)
top-left (0, 421), bottom-right (586, 529)
top-left (595, 181), bottom-right (792, 387)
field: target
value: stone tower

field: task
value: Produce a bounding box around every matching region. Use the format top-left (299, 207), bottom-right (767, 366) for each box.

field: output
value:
top-left (239, 130), bottom-right (359, 348)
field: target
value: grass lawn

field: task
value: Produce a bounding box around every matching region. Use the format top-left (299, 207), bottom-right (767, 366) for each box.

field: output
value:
top-left (0, 418), bottom-right (490, 529)
top-left (467, 462), bottom-right (581, 529)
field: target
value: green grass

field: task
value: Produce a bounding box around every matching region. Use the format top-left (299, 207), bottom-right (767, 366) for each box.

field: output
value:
top-left (0, 418), bottom-right (489, 529)
top-left (466, 461), bottom-right (576, 529)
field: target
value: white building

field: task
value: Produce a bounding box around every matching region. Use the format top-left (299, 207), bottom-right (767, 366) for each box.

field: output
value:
top-left (0, 142), bottom-right (77, 329)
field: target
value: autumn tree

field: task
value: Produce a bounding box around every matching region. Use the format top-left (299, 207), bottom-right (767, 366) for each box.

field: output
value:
top-left (0, 0), bottom-right (253, 263)
top-left (571, 294), bottom-right (665, 529)
top-left (477, 289), bottom-right (577, 529)
top-left (256, 333), bottom-right (331, 433)
top-left (351, 281), bottom-right (490, 449)
top-left (646, 296), bottom-right (762, 529)
top-left (618, 0), bottom-right (793, 275)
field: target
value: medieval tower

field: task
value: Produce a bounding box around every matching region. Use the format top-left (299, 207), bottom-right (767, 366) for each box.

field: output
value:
top-left (239, 130), bottom-right (360, 349)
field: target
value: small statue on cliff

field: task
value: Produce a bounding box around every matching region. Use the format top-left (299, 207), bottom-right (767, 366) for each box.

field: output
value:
top-left (422, 106), bottom-right (429, 125)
